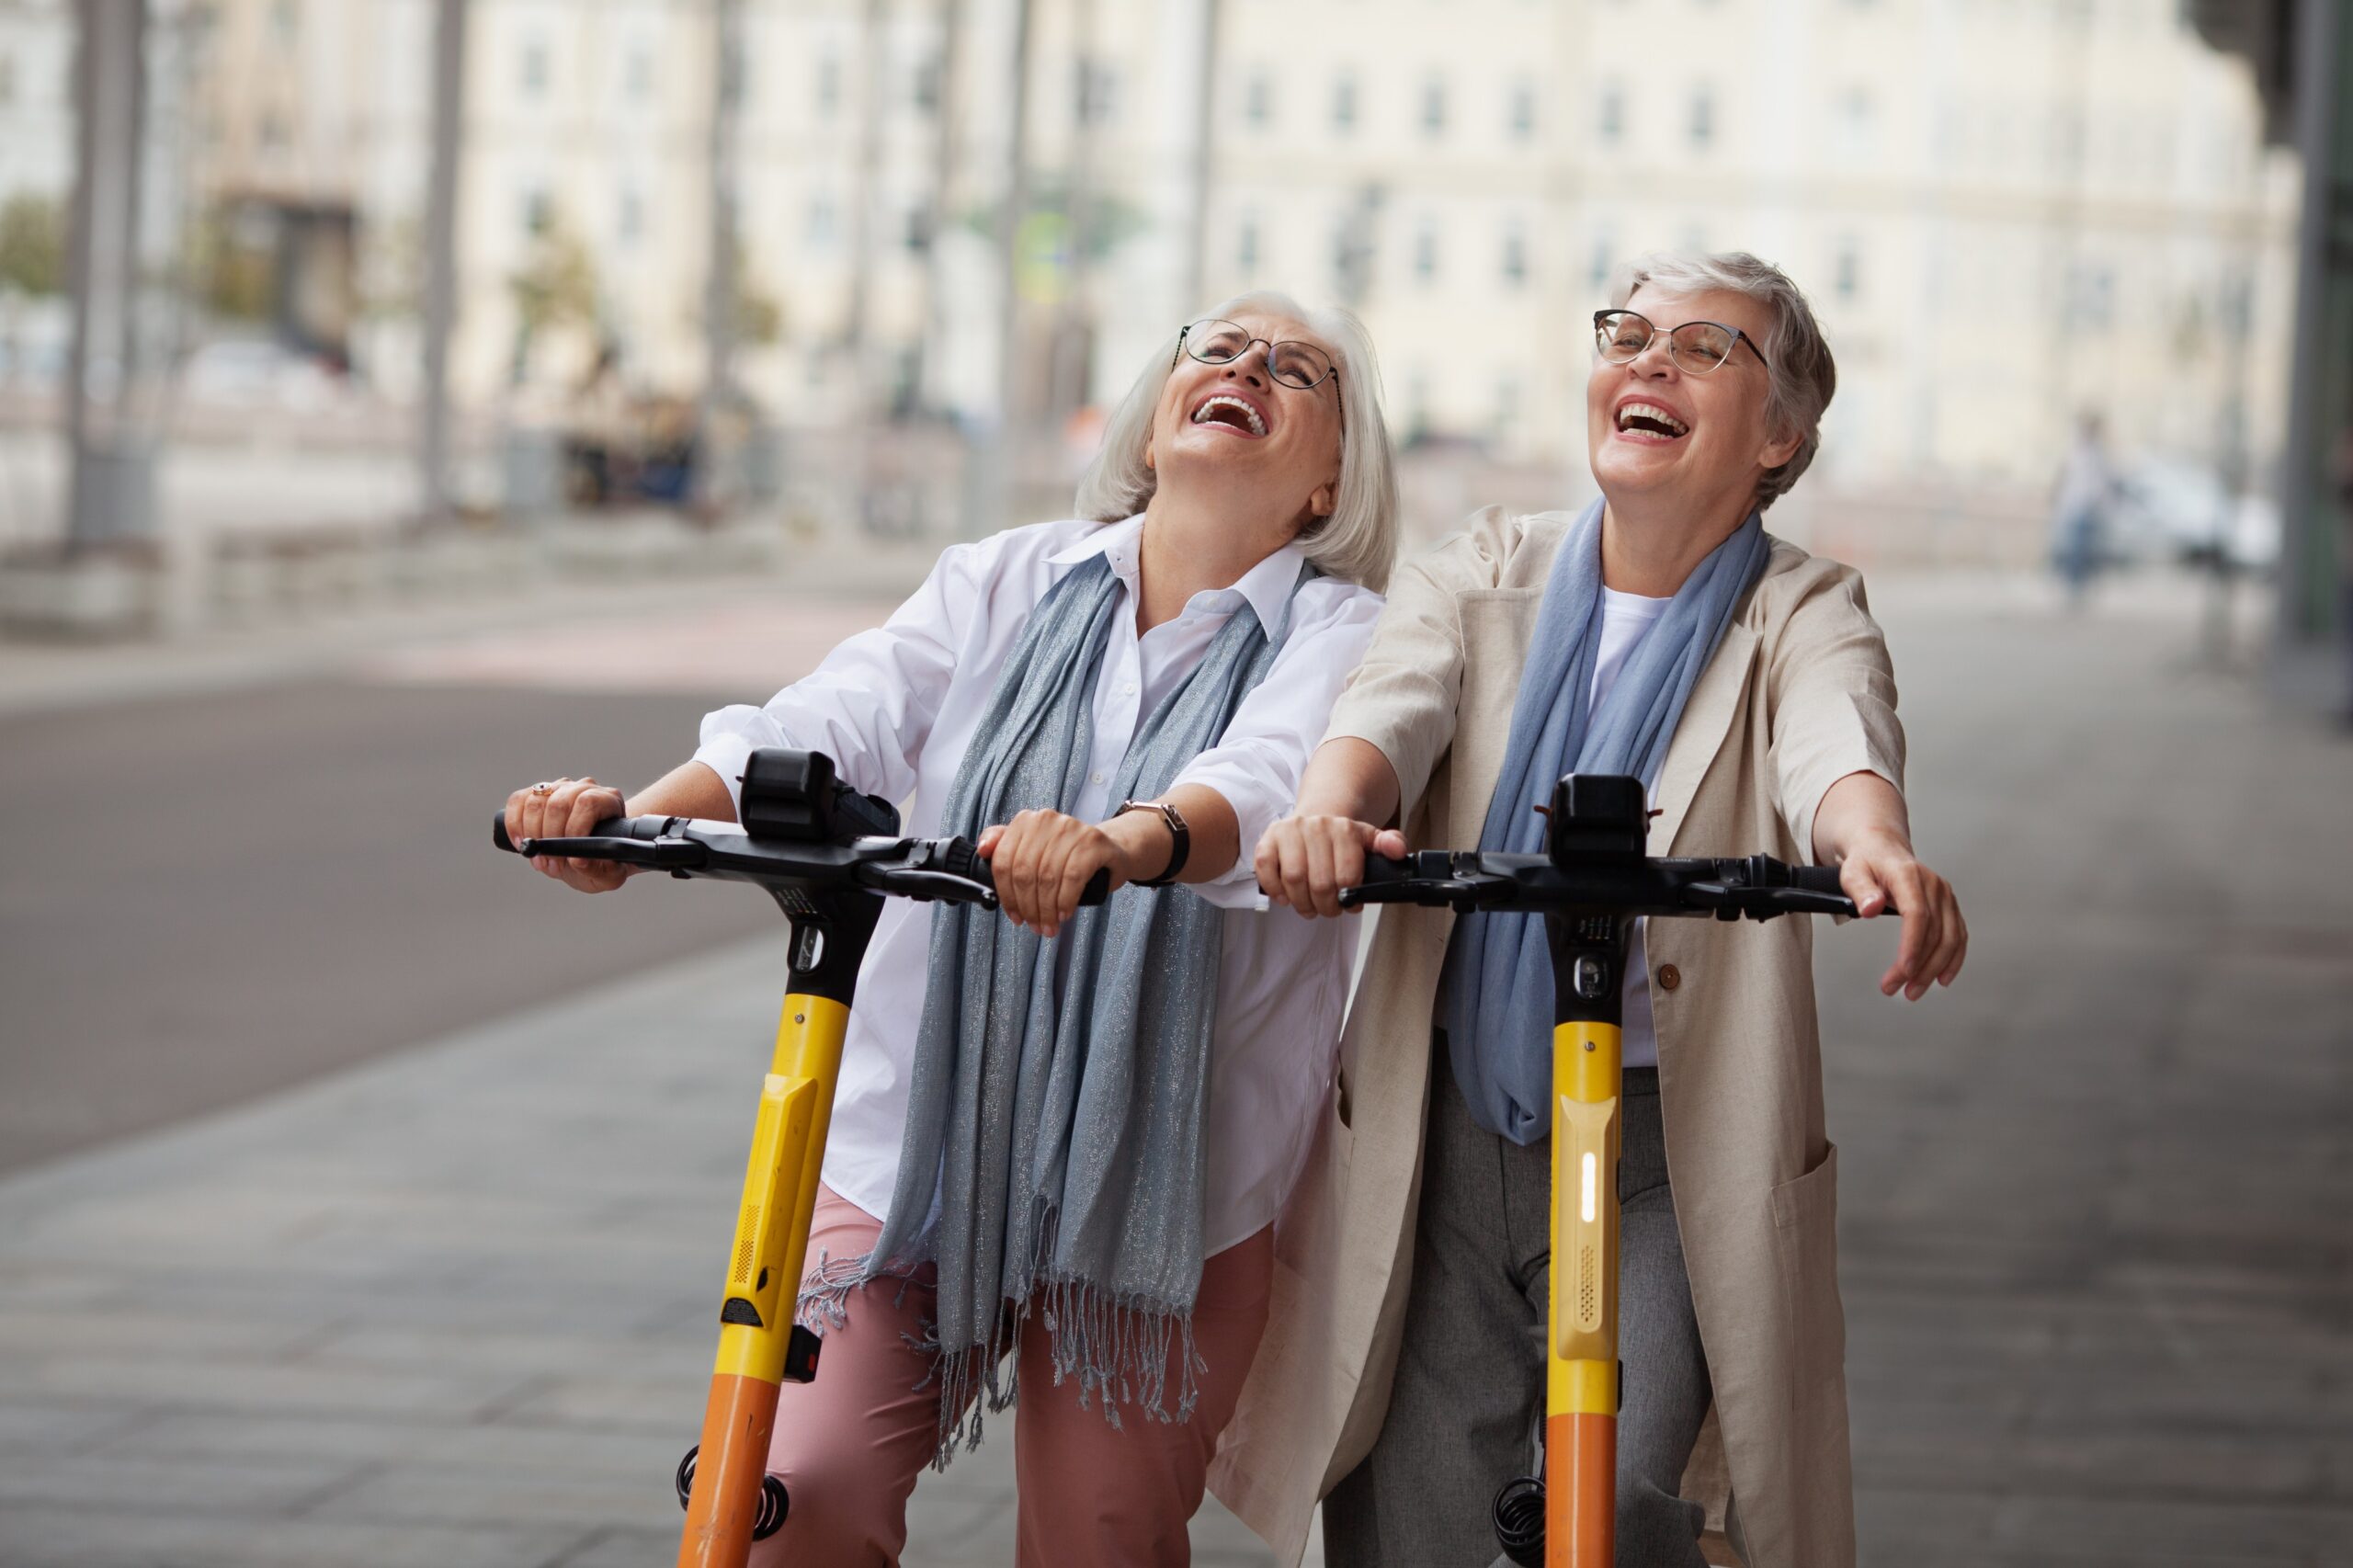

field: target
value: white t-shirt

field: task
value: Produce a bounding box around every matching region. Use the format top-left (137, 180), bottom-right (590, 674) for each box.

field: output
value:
top-left (1589, 586), bottom-right (1673, 1070)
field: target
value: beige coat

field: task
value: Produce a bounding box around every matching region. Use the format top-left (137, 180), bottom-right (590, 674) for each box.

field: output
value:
top-left (1207, 506), bottom-right (1904, 1568)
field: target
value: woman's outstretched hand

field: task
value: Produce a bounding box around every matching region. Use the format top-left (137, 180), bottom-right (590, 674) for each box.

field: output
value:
top-left (1836, 827), bottom-right (1967, 1001)
top-left (1254, 814), bottom-right (1406, 919)
top-left (503, 776), bottom-right (633, 893)
top-left (978, 810), bottom-right (1129, 938)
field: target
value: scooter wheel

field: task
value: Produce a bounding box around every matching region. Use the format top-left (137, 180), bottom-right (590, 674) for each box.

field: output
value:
top-left (674, 1444), bottom-right (791, 1541)
top-left (1491, 1474), bottom-right (1545, 1567)
top-left (754, 1474), bottom-right (790, 1540)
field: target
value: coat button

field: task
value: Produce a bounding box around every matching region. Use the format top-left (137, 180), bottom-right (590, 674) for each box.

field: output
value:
top-left (1657, 963), bottom-right (1682, 992)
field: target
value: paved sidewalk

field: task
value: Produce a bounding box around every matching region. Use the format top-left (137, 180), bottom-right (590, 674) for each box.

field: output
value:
top-left (0, 939), bottom-right (1294, 1568)
top-left (0, 573), bottom-right (2346, 1566)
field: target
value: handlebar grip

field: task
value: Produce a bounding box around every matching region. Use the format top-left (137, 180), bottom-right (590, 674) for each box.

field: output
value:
top-left (956, 847), bottom-right (1113, 906)
top-left (494, 811), bottom-right (640, 856)
top-left (1791, 864), bottom-right (1846, 896)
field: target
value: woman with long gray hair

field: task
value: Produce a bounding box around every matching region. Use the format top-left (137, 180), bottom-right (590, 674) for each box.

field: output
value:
top-left (502, 292), bottom-right (1396, 1565)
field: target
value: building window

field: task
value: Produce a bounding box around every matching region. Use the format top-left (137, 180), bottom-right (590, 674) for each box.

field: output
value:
top-left (1588, 233), bottom-right (1614, 290)
top-left (807, 197), bottom-right (838, 250)
top-left (618, 187), bottom-right (642, 244)
top-left (914, 54), bottom-right (942, 116)
top-left (1415, 222), bottom-right (1438, 285)
top-left (904, 205), bottom-right (933, 254)
top-left (1422, 75), bottom-right (1448, 138)
top-left (1597, 82), bottom-right (1624, 146)
top-left (817, 51), bottom-right (842, 119)
top-left (520, 35), bottom-right (549, 97)
top-left (1689, 88), bottom-right (1714, 149)
top-left (1508, 81), bottom-right (1536, 142)
top-left (1333, 72), bottom-right (1358, 134)
top-left (1074, 60), bottom-right (1116, 126)
top-left (521, 187), bottom-right (551, 237)
top-left (1236, 212), bottom-right (1261, 273)
top-left (1245, 71), bottom-right (1271, 130)
top-left (626, 42), bottom-right (654, 102)
top-left (1835, 240), bottom-right (1860, 302)
top-left (1500, 223), bottom-right (1528, 289)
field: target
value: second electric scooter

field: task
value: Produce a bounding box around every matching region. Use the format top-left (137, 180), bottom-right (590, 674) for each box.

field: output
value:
top-left (494, 745), bottom-right (1105, 1568)
top-left (1339, 771), bottom-right (1866, 1568)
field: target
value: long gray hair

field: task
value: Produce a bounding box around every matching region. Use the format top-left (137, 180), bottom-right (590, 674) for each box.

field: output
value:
top-left (1074, 290), bottom-right (1399, 593)
top-left (1611, 251), bottom-right (1838, 511)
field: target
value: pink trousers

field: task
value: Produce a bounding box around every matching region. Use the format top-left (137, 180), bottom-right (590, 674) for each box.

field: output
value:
top-left (747, 1185), bottom-right (1274, 1568)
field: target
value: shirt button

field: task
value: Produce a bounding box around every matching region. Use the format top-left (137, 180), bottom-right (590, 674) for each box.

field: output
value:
top-left (1657, 963), bottom-right (1682, 992)
top-left (1090, 771), bottom-right (1105, 785)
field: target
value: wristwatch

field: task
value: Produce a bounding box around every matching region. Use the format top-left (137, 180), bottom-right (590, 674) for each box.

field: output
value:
top-left (1114, 798), bottom-right (1190, 887)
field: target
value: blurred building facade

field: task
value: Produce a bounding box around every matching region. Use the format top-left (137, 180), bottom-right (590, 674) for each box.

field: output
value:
top-left (9, 1), bottom-right (2308, 526)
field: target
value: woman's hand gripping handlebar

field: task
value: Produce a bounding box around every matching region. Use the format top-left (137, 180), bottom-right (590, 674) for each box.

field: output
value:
top-left (493, 812), bottom-right (1111, 911)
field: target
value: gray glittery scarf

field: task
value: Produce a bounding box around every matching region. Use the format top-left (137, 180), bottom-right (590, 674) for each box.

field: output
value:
top-left (801, 546), bottom-right (1312, 1466)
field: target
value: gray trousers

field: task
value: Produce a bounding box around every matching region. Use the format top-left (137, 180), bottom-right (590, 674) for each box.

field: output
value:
top-left (1324, 1052), bottom-right (1711, 1568)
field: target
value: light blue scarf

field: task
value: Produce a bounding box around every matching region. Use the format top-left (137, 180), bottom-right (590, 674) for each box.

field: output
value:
top-left (805, 547), bottom-right (1314, 1464)
top-left (1441, 498), bottom-right (1768, 1144)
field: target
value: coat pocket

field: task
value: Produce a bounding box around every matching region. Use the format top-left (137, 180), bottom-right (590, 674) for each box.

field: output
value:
top-left (1768, 1142), bottom-right (1847, 1400)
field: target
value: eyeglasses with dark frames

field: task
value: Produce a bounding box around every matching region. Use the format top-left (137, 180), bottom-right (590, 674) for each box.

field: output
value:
top-left (1593, 309), bottom-right (1769, 375)
top-left (1174, 319), bottom-right (1345, 415)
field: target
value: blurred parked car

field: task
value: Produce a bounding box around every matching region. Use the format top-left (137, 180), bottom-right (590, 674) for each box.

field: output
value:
top-left (2108, 456), bottom-right (2279, 572)
top-left (178, 340), bottom-right (346, 412)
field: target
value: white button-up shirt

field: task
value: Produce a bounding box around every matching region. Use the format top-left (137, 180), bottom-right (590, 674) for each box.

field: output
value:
top-left (693, 516), bottom-right (1383, 1252)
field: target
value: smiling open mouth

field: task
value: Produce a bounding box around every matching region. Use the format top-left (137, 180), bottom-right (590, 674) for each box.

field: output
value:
top-left (1616, 402), bottom-right (1688, 439)
top-left (1191, 393), bottom-right (1267, 437)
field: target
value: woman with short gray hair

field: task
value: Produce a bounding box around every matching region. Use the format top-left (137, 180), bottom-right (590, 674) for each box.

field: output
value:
top-left (1222, 253), bottom-right (1967, 1567)
top-left (505, 291), bottom-right (1395, 1563)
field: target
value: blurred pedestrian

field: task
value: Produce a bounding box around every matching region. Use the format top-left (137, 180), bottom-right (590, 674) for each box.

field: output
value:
top-left (2050, 410), bottom-right (2120, 608)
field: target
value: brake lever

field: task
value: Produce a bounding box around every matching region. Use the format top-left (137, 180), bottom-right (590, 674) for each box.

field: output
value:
top-left (1682, 881), bottom-right (1859, 923)
top-left (513, 833), bottom-right (709, 870)
top-left (863, 868), bottom-right (1000, 908)
top-left (1337, 875), bottom-right (1509, 914)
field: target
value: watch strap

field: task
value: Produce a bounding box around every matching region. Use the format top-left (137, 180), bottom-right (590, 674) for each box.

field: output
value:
top-left (1116, 799), bottom-right (1189, 887)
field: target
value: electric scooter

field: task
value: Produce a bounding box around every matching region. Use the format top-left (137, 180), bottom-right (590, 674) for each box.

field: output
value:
top-left (493, 746), bottom-right (1106, 1568)
top-left (1337, 772), bottom-right (1865, 1568)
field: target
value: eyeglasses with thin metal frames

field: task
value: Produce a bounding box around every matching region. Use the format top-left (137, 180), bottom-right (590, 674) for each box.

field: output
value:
top-left (1592, 309), bottom-right (1770, 375)
top-left (1173, 320), bottom-right (1346, 418)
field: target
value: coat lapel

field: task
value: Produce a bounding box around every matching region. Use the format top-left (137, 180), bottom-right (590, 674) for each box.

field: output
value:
top-left (1449, 588), bottom-right (1546, 846)
top-left (1648, 622), bottom-right (1757, 854)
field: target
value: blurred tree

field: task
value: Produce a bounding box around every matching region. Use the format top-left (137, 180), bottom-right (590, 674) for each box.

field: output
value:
top-left (0, 193), bottom-right (68, 298)
top-left (506, 212), bottom-right (600, 384)
top-left (187, 204), bottom-right (275, 323)
top-left (731, 237), bottom-right (784, 348)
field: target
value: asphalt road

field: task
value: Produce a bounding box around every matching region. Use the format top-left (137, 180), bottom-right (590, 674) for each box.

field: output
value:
top-left (0, 679), bottom-right (780, 1176)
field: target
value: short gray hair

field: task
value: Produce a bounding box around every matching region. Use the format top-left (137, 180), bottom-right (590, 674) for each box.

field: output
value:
top-left (1074, 290), bottom-right (1400, 593)
top-left (1610, 251), bottom-right (1837, 511)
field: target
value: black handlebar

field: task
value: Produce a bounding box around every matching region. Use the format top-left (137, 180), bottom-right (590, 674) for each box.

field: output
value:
top-left (1336, 849), bottom-right (1859, 921)
top-left (494, 811), bottom-right (1110, 909)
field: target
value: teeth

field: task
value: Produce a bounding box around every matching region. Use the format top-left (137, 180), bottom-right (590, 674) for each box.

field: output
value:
top-left (1617, 401), bottom-right (1688, 437)
top-left (1192, 394), bottom-right (1267, 436)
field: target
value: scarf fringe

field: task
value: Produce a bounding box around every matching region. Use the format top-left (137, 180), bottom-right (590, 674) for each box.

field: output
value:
top-left (799, 1250), bottom-right (1203, 1472)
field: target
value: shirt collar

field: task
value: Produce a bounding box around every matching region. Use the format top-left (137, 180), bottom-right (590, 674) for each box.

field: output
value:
top-left (1047, 515), bottom-right (1309, 638)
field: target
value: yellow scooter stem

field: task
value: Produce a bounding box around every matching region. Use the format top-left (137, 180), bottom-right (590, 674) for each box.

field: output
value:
top-left (1547, 1018), bottom-right (1620, 1568)
top-left (678, 993), bottom-right (851, 1568)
